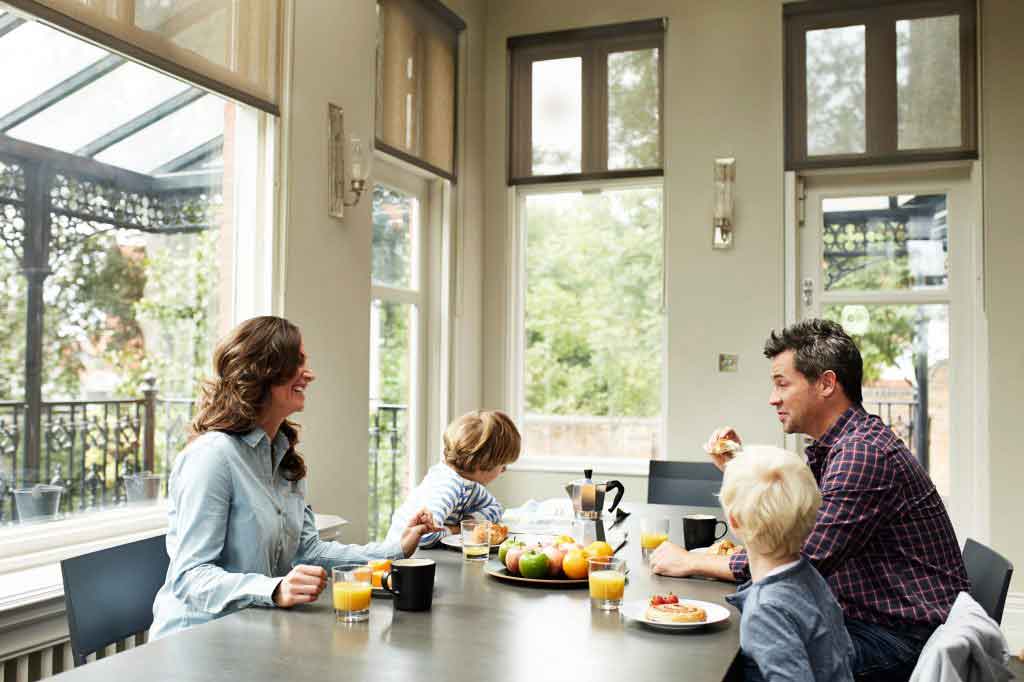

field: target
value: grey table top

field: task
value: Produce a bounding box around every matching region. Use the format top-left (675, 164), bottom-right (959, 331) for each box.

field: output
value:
top-left (54, 504), bottom-right (741, 681)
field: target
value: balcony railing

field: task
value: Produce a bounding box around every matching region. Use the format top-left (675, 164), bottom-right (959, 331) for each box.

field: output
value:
top-left (367, 404), bottom-right (407, 542)
top-left (0, 376), bottom-right (195, 524)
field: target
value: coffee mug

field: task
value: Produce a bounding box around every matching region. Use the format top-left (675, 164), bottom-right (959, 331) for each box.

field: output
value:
top-left (383, 558), bottom-right (436, 611)
top-left (683, 514), bottom-right (728, 550)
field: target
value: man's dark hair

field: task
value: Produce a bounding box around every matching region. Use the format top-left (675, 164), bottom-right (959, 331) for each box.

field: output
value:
top-left (763, 319), bottom-right (863, 405)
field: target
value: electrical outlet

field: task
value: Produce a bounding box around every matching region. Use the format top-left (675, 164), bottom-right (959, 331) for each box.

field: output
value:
top-left (718, 353), bottom-right (738, 373)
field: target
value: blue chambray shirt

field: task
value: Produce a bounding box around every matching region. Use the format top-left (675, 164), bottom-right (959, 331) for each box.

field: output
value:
top-left (150, 428), bottom-right (404, 640)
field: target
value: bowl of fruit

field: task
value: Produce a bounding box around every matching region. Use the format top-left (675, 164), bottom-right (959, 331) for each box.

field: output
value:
top-left (485, 536), bottom-right (615, 587)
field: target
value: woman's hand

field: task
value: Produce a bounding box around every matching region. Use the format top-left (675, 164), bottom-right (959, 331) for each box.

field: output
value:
top-left (272, 564), bottom-right (327, 607)
top-left (399, 507), bottom-right (442, 557)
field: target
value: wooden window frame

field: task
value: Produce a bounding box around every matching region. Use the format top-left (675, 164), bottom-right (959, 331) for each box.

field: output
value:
top-left (785, 0), bottom-right (977, 170)
top-left (508, 19), bottom-right (665, 185)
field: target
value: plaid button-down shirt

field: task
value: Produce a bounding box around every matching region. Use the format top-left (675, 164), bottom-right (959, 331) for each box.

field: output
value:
top-left (729, 405), bottom-right (969, 629)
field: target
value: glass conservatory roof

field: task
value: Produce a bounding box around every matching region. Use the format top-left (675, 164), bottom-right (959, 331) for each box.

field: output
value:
top-left (0, 6), bottom-right (225, 180)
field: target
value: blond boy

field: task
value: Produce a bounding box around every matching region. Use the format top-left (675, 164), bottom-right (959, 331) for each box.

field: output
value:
top-left (721, 446), bottom-right (854, 682)
top-left (385, 410), bottom-right (520, 547)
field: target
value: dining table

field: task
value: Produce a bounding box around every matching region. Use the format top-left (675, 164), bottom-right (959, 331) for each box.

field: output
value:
top-left (51, 503), bottom-right (742, 681)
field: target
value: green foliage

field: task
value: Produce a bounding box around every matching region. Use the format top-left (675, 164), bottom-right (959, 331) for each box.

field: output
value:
top-left (524, 188), bottom-right (663, 418)
top-left (608, 48), bottom-right (660, 169)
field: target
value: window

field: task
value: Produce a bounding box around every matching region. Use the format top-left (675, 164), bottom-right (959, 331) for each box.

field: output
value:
top-left (512, 181), bottom-right (664, 464)
top-left (368, 163), bottom-right (429, 541)
top-left (508, 19), bottom-right (664, 184)
top-left (785, 0), bottom-right (976, 169)
top-left (0, 6), bottom-right (275, 546)
top-left (798, 166), bottom-right (980, 511)
top-left (376, 0), bottom-right (465, 180)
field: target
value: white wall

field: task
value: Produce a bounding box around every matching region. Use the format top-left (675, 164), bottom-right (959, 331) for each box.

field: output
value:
top-left (482, 0), bottom-right (787, 506)
top-left (982, 0), bottom-right (1024, 595)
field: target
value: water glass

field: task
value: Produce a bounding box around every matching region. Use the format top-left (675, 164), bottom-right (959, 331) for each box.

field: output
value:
top-left (460, 519), bottom-right (491, 561)
top-left (332, 566), bottom-right (373, 622)
top-left (588, 556), bottom-right (626, 611)
top-left (640, 517), bottom-right (670, 561)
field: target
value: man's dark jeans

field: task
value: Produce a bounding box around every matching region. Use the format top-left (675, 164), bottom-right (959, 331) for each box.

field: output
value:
top-left (846, 617), bottom-right (934, 682)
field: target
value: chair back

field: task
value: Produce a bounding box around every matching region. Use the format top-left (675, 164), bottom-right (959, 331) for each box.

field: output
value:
top-left (647, 461), bottom-right (723, 507)
top-left (61, 534), bottom-right (169, 666)
top-left (962, 538), bottom-right (1013, 624)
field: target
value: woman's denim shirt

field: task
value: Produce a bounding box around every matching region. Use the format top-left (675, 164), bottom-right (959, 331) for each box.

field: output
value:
top-left (150, 428), bottom-right (403, 639)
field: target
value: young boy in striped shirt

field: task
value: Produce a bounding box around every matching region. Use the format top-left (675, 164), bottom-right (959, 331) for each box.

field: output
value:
top-left (385, 410), bottom-right (520, 547)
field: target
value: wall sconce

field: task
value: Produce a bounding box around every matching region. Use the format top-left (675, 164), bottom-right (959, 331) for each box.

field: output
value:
top-left (712, 157), bottom-right (736, 249)
top-left (328, 103), bottom-right (371, 219)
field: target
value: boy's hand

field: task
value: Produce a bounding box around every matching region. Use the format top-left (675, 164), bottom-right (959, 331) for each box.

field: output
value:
top-left (399, 507), bottom-right (440, 557)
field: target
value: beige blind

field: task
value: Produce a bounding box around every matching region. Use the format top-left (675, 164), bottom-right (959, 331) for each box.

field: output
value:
top-left (5, 0), bottom-right (283, 114)
top-left (377, 0), bottom-right (462, 179)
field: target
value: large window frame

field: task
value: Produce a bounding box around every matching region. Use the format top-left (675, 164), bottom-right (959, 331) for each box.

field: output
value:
top-left (507, 19), bottom-right (665, 185)
top-left (785, 0), bottom-right (977, 170)
top-left (507, 177), bottom-right (666, 475)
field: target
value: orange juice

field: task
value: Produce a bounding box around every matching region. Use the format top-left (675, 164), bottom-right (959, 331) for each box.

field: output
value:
top-left (333, 582), bottom-right (373, 612)
top-left (371, 570), bottom-right (387, 588)
top-left (640, 532), bottom-right (669, 550)
top-left (369, 559), bottom-right (392, 572)
top-left (589, 569), bottom-right (626, 600)
top-left (353, 566), bottom-right (373, 582)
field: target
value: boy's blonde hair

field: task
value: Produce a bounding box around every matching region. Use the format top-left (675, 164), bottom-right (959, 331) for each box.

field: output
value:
top-left (719, 446), bottom-right (821, 560)
top-left (443, 410), bottom-right (521, 473)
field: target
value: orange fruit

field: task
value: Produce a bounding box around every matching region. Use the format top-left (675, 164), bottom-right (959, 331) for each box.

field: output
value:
top-left (553, 534), bottom-right (576, 546)
top-left (562, 548), bottom-right (589, 579)
top-left (585, 541), bottom-right (614, 558)
top-left (369, 559), bottom-right (392, 572)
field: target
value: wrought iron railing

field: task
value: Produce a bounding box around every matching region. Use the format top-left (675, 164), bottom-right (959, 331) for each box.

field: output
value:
top-left (0, 376), bottom-right (195, 524)
top-left (367, 404), bottom-right (407, 542)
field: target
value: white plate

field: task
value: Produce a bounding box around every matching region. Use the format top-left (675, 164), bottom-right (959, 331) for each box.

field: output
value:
top-left (689, 546), bottom-right (710, 554)
top-left (439, 534), bottom-right (500, 552)
top-left (621, 599), bottom-right (730, 632)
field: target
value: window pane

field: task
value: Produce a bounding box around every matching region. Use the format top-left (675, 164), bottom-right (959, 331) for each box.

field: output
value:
top-left (531, 57), bottom-right (582, 175)
top-left (523, 187), bottom-right (663, 459)
top-left (608, 48), bottom-right (659, 170)
top-left (0, 16), bottom-right (269, 526)
top-left (368, 299), bottom-right (414, 540)
top-left (824, 304), bottom-right (950, 496)
top-left (897, 15), bottom-right (961, 150)
top-left (821, 194), bottom-right (948, 291)
top-left (372, 184), bottom-right (417, 289)
top-left (806, 25), bottom-right (866, 156)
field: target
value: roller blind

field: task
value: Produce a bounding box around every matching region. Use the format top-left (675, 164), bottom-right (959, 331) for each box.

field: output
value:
top-left (4, 0), bottom-right (283, 115)
top-left (376, 0), bottom-right (464, 180)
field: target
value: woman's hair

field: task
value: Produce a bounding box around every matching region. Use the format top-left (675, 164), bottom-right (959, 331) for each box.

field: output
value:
top-left (718, 446), bottom-right (821, 560)
top-left (443, 410), bottom-right (521, 473)
top-left (190, 316), bottom-right (307, 481)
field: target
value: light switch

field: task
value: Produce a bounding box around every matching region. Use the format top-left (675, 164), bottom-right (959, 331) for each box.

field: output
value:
top-left (718, 353), bottom-right (738, 372)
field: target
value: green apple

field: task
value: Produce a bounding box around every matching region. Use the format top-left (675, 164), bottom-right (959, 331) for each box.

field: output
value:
top-left (498, 538), bottom-right (525, 565)
top-left (518, 549), bottom-right (550, 579)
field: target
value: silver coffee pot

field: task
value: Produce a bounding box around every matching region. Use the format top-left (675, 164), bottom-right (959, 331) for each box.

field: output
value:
top-left (564, 469), bottom-right (625, 521)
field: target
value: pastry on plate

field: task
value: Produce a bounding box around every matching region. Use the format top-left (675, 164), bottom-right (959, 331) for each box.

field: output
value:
top-left (709, 539), bottom-right (743, 556)
top-left (645, 602), bottom-right (707, 624)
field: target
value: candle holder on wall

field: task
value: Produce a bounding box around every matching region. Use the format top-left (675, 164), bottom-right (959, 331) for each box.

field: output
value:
top-left (712, 157), bottom-right (735, 249)
top-left (328, 103), bottom-right (370, 220)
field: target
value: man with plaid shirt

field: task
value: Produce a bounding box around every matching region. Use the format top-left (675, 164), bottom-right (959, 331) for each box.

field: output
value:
top-left (651, 319), bottom-right (968, 681)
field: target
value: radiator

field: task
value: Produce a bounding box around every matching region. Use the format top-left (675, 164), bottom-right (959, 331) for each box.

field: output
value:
top-left (0, 633), bottom-right (146, 682)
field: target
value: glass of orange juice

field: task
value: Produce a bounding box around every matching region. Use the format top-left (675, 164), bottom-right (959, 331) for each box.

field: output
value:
top-left (460, 519), bottom-right (491, 561)
top-left (640, 518), bottom-right (670, 561)
top-left (588, 556), bottom-right (626, 611)
top-left (332, 566), bottom-right (373, 622)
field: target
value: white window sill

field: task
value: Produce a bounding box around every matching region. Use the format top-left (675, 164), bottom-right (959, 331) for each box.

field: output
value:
top-left (508, 457), bottom-right (652, 477)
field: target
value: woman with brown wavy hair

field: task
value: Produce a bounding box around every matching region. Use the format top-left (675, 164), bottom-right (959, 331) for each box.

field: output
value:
top-left (150, 316), bottom-right (438, 639)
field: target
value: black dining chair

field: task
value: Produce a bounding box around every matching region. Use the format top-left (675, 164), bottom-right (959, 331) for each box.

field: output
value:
top-left (61, 534), bottom-right (169, 666)
top-left (962, 538), bottom-right (1013, 624)
top-left (647, 461), bottom-right (723, 507)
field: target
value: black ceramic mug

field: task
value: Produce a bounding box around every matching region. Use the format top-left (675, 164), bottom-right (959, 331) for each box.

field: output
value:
top-left (383, 558), bottom-right (436, 611)
top-left (683, 514), bottom-right (728, 550)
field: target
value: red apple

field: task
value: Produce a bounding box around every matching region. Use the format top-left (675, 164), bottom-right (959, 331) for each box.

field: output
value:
top-left (542, 545), bottom-right (565, 577)
top-left (558, 542), bottom-right (584, 554)
top-left (505, 545), bottom-right (527, 575)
